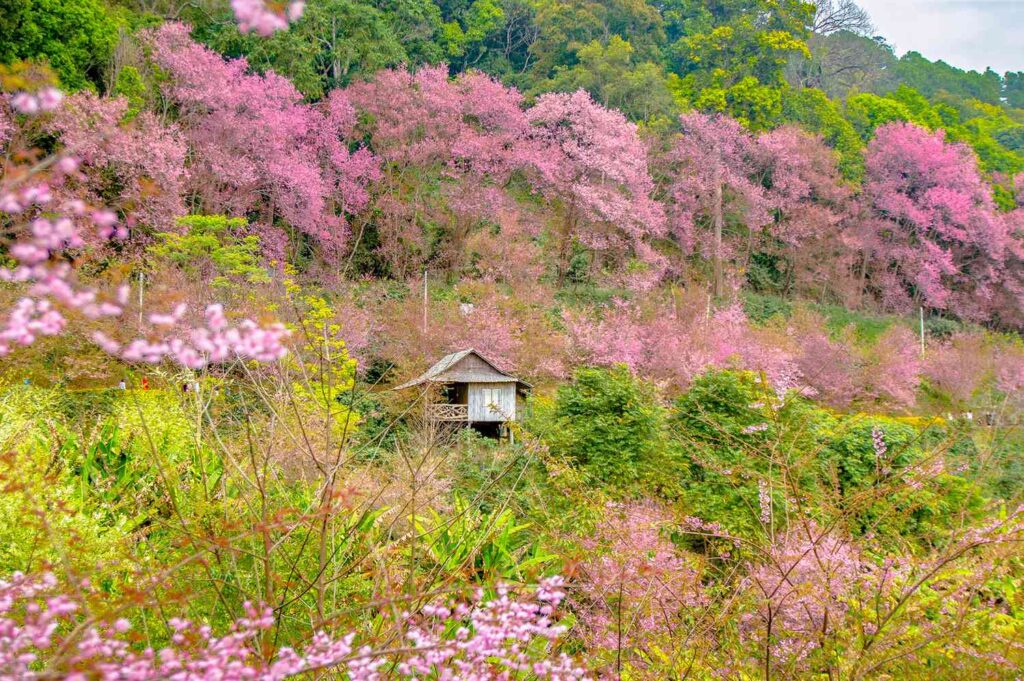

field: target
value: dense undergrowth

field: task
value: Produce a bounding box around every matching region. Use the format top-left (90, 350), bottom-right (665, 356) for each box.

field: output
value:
top-left (1, 361), bottom-right (1022, 677)
top-left (2, 0), bottom-right (1024, 678)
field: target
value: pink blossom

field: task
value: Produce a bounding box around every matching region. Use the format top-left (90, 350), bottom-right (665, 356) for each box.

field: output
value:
top-left (0, 572), bottom-right (587, 680)
top-left (864, 122), bottom-right (1018, 322)
top-left (144, 23), bottom-right (379, 258)
top-left (230, 0), bottom-right (305, 35)
top-left (526, 90), bottom-right (665, 276)
top-left (570, 502), bottom-right (705, 666)
top-left (743, 524), bottom-right (862, 670)
top-left (50, 92), bottom-right (188, 234)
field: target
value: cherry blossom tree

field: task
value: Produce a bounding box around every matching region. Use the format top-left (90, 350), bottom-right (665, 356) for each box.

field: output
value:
top-left (670, 112), bottom-right (773, 297)
top-left (863, 122), bottom-right (1016, 322)
top-left (923, 333), bottom-right (993, 404)
top-left (571, 501), bottom-right (705, 671)
top-left (525, 90), bottom-right (666, 282)
top-left (345, 65), bottom-right (530, 179)
top-left (145, 23), bottom-right (380, 259)
top-left (343, 66), bottom-right (535, 277)
top-left (757, 127), bottom-right (861, 300)
top-left (567, 296), bottom-right (800, 393)
top-left (743, 523), bottom-right (862, 674)
top-left (49, 92), bottom-right (188, 238)
top-left (0, 78), bottom-right (289, 366)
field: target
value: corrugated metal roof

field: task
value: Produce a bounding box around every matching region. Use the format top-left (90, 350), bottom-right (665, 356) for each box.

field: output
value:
top-left (392, 349), bottom-right (530, 390)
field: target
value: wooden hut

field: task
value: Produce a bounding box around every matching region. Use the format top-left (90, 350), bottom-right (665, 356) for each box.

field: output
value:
top-left (393, 349), bottom-right (530, 434)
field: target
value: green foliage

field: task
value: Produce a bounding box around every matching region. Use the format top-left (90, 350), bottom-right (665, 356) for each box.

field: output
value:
top-left (151, 215), bottom-right (270, 287)
top-left (781, 87), bottom-right (864, 178)
top-left (668, 0), bottom-right (812, 127)
top-left (811, 302), bottom-right (895, 342)
top-left (895, 51), bottom-right (1003, 105)
top-left (0, 386), bottom-right (182, 578)
top-left (744, 250), bottom-right (787, 294)
top-left (282, 278), bottom-right (361, 438)
top-left (540, 36), bottom-right (675, 123)
top-left (742, 291), bottom-right (792, 324)
top-left (924, 315), bottom-right (963, 339)
top-left (818, 417), bottom-right (918, 493)
top-left (411, 494), bottom-right (558, 584)
top-left (670, 370), bottom-right (781, 534)
top-left (111, 65), bottom-right (147, 118)
top-left (670, 370), bottom-right (989, 543)
top-left (1005, 71), bottom-right (1024, 109)
top-left (0, 0), bottom-right (123, 91)
top-left (564, 242), bottom-right (591, 285)
top-left (539, 365), bottom-right (683, 494)
top-left (442, 0), bottom-right (504, 60)
top-left (824, 416), bottom-right (987, 543)
top-left (190, 0), bottom-right (437, 98)
top-left (846, 92), bottom-right (917, 139)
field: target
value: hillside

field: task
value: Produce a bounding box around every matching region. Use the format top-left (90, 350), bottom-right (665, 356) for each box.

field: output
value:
top-left (1, 0), bottom-right (1024, 678)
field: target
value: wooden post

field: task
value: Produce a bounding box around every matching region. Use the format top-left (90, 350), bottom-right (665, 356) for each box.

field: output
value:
top-left (138, 271), bottom-right (144, 327)
top-left (422, 270), bottom-right (428, 334)
top-left (919, 307), bottom-right (925, 358)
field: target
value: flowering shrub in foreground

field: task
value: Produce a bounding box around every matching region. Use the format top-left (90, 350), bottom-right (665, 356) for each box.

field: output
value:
top-left (570, 502), bottom-right (706, 668)
top-left (0, 573), bottom-right (587, 680)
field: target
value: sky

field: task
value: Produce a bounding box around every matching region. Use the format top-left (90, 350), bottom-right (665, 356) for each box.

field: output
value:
top-left (856, 0), bottom-right (1022, 74)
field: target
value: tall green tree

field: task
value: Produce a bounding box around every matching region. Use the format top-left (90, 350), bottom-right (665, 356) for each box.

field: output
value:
top-left (665, 0), bottom-right (815, 128)
top-left (189, 0), bottom-right (443, 99)
top-left (540, 365), bottom-right (682, 492)
top-left (539, 36), bottom-right (675, 122)
top-left (895, 51), bottom-right (1002, 105)
top-left (0, 0), bottom-right (122, 90)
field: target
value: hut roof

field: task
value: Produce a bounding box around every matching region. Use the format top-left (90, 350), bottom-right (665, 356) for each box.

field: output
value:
top-left (392, 349), bottom-right (530, 391)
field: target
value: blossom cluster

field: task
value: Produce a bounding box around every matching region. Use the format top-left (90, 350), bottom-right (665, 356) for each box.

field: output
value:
top-left (0, 572), bottom-right (587, 680)
top-left (570, 502), bottom-right (705, 659)
top-left (0, 92), bottom-right (290, 367)
top-left (10, 87), bottom-right (63, 115)
top-left (230, 0), bottom-right (305, 36)
top-left (398, 577), bottom-right (586, 680)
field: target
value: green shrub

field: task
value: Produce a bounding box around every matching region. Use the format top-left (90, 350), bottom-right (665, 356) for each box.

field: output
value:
top-left (924, 315), bottom-right (962, 339)
top-left (819, 417), bottom-right (919, 494)
top-left (671, 370), bottom-right (784, 535)
top-left (742, 291), bottom-right (792, 323)
top-left (669, 371), bottom-right (987, 544)
top-left (537, 365), bottom-right (684, 495)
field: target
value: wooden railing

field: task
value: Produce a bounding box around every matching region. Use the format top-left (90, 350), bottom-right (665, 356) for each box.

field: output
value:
top-left (425, 403), bottom-right (469, 422)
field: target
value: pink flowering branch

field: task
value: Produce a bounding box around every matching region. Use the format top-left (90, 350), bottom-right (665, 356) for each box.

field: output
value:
top-left (0, 572), bottom-right (587, 680)
top-left (231, 0), bottom-right (305, 36)
top-left (0, 93), bottom-right (290, 368)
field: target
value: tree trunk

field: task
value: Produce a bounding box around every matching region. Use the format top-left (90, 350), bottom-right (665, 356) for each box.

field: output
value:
top-left (557, 204), bottom-right (577, 285)
top-left (713, 174), bottom-right (725, 299)
top-left (331, 19), bottom-right (341, 83)
top-left (857, 249), bottom-right (868, 307)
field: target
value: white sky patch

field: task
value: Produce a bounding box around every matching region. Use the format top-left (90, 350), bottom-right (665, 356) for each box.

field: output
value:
top-left (856, 0), bottom-right (1023, 74)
